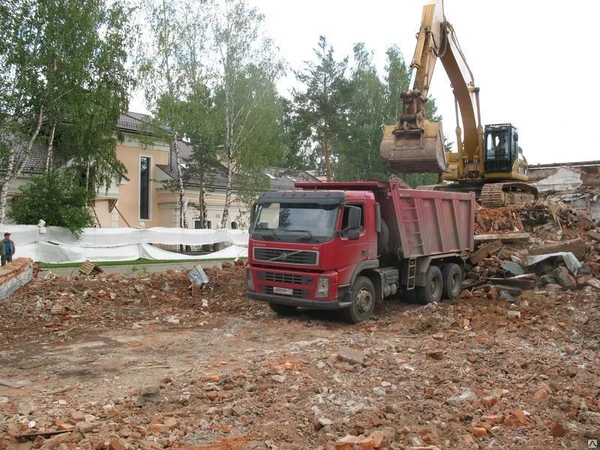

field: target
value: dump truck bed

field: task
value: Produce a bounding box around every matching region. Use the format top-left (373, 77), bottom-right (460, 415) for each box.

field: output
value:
top-left (295, 181), bottom-right (475, 259)
top-left (382, 184), bottom-right (475, 258)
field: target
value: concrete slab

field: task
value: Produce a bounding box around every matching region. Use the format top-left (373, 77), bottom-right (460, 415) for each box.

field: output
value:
top-left (0, 257), bottom-right (33, 300)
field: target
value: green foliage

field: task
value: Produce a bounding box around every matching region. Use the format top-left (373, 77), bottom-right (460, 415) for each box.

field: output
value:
top-left (383, 45), bottom-right (411, 125)
top-left (403, 173), bottom-right (440, 188)
top-left (8, 170), bottom-right (94, 234)
top-left (209, 0), bottom-right (287, 225)
top-left (0, 0), bottom-right (134, 222)
top-left (292, 36), bottom-right (350, 181)
top-left (127, 264), bottom-right (150, 277)
top-left (334, 43), bottom-right (388, 181)
top-left (137, 0), bottom-right (288, 226)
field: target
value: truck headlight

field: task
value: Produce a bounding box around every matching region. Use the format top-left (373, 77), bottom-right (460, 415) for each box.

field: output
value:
top-left (316, 276), bottom-right (329, 298)
top-left (246, 269), bottom-right (255, 291)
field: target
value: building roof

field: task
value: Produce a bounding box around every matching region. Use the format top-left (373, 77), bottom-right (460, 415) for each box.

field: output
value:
top-left (117, 111), bottom-right (165, 135)
top-left (6, 111), bottom-right (321, 192)
top-left (0, 132), bottom-right (48, 175)
top-left (156, 135), bottom-right (320, 192)
top-left (263, 167), bottom-right (320, 190)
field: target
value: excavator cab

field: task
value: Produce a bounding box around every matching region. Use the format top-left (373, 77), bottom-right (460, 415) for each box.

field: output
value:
top-left (484, 124), bottom-right (517, 174)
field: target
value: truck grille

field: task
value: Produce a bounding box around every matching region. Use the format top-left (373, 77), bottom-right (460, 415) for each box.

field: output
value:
top-left (253, 248), bottom-right (318, 265)
top-left (261, 272), bottom-right (313, 285)
top-left (256, 271), bottom-right (313, 299)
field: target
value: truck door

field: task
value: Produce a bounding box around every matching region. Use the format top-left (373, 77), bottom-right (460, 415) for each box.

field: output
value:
top-left (338, 203), bottom-right (371, 282)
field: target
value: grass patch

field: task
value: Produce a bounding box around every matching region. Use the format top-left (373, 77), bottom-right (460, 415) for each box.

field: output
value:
top-left (37, 257), bottom-right (232, 269)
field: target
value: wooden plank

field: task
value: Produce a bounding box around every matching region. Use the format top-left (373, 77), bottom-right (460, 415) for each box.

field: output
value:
top-left (474, 232), bottom-right (530, 243)
top-left (13, 429), bottom-right (71, 440)
top-left (488, 278), bottom-right (536, 290)
top-left (470, 241), bottom-right (503, 264)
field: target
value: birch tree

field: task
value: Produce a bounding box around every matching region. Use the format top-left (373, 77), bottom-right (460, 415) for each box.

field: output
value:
top-left (0, 0), bottom-right (133, 224)
top-left (138, 0), bottom-right (210, 228)
top-left (208, 0), bottom-right (285, 228)
top-left (179, 83), bottom-right (220, 230)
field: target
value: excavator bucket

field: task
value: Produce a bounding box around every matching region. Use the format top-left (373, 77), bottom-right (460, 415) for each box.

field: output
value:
top-left (380, 121), bottom-right (448, 174)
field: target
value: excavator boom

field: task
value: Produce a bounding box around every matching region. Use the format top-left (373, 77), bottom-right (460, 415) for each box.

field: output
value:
top-left (380, 0), bottom-right (538, 207)
top-left (381, 0), bottom-right (483, 175)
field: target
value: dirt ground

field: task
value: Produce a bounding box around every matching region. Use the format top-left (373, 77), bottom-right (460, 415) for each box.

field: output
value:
top-left (0, 198), bottom-right (600, 450)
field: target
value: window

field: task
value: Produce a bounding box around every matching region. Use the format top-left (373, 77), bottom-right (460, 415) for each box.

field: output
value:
top-left (193, 220), bottom-right (212, 229)
top-left (341, 204), bottom-right (365, 233)
top-left (140, 156), bottom-right (150, 220)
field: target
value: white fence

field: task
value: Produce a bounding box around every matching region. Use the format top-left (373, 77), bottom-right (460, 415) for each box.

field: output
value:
top-left (0, 225), bottom-right (249, 264)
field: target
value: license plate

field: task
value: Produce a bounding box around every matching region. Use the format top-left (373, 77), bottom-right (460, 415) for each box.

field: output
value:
top-left (273, 286), bottom-right (294, 296)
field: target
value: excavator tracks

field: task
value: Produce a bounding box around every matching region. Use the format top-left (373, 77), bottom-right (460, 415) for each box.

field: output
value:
top-left (480, 183), bottom-right (538, 208)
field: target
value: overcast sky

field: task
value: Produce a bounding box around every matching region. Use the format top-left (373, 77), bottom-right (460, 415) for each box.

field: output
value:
top-left (131, 0), bottom-right (598, 165)
top-left (247, 0), bottom-right (599, 165)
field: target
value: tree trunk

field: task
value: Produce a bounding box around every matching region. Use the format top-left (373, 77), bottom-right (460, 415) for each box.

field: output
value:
top-left (323, 115), bottom-right (333, 181)
top-left (323, 135), bottom-right (332, 181)
top-left (172, 136), bottom-right (187, 229)
top-left (221, 159), bottom-right (233, 229)
top-left (221, 86), bottom-right (233, 229)
top-left (45, 122), bottom-right (56, 171)
top-left (198, 171), bottom-right (207, 228)
top-left (0, 106), bottom-right (45, 224)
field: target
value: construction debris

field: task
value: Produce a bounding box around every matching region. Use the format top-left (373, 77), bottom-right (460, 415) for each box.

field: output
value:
top-left (77, 260), bottom-right (103, 276)
top-left (0, 188), bottom-right (598, 449)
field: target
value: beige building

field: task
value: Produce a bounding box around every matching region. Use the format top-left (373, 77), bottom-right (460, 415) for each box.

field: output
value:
top-left (6, 112), bottom-right (319, 230)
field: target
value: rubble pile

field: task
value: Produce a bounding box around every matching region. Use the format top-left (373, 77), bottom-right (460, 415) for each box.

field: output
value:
top-left (468, 197), bottom-right (600, 300)
top-left (0, 200), bottom-right (598, 449)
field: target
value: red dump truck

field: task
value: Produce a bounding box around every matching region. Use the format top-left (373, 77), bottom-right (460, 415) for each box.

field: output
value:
top-left (246, 181), bottom-right (475, 323)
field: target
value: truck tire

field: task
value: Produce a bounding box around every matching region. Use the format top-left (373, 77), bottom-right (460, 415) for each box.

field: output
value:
top-left (343, 276), bottom-right (375, 324)
top-left (269, 303), bottom-right (298, 316)
top-left (441, 263), bottom-right (463, 299)
top-left (415, 265), bottom-right (443, 304)
top-left (377, 220), bottom-right (389, 256)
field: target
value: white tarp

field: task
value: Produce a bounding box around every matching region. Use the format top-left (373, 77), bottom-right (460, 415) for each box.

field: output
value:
top-left (33, 226), bottom-right (249, 247)
top-left (0, 225), bottom-right (249, 264)
top-left (192, 245), bottom-right (248, 260)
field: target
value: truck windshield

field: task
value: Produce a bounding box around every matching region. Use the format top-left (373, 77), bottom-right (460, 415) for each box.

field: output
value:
top-left (252, 202), bottom-right (338, 242)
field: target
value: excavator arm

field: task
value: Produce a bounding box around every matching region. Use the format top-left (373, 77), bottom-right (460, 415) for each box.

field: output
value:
top-left (381, 0), bottom-right (484, 177)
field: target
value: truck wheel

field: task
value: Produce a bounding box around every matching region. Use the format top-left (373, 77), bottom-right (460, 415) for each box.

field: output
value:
top-left (343, 276), bottom-right (375, 324)
top-left (415, 265), bottom-right (443, 304)
top-left (269, 303), bottom-right (298, 316)
top-left (441, 263), bottom-right (463, 299)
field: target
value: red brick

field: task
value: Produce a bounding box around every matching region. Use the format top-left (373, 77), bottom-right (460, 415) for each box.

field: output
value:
top-left (549, 423), bottom-right (566, 437)
top-left (472, 427), bottom-right (488, 437)
top-left (512, 409), bottom-right (527, 424)
top-left (481, 395), bottom-right (498, 407)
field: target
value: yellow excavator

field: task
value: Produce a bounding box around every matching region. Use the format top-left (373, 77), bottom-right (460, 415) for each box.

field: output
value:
top-left (380, 0), bottom-right (538, 207)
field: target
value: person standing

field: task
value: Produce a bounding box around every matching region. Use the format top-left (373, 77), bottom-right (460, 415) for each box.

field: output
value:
top-left (1, 232), bottom-right (15, 266)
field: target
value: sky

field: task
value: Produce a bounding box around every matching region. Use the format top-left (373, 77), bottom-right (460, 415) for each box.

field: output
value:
top-left (131, 0), bottom-right (599, 165)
